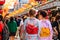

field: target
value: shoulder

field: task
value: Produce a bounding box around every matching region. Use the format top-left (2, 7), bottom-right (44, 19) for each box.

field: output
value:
top-left (39, 19), bottom-right (51, 24)
top-left (34, 19), bottom-right (41, 25)
top-left (24, 17), bottom-right (29, 22)
top-left (46, 20), bottom-right (52, 27)
top-left (34, 18), bottom-right (40, 22)
top-left (46, 19), bottom-right (51, 23)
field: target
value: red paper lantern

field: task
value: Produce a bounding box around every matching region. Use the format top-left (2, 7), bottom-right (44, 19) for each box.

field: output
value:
top-left (0, 10), bottom-right (3, 14)
top-left (0, 0), bottom-right (5, 5)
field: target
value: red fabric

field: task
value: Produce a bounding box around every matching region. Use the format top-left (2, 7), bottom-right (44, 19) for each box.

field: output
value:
top-left (0, 22), bottom-right (4, 40)
top-left (0, 22), bottom-right (4, 32)
top-left (26, 24), bottom-right (38, 34)
top-left (0, 35), bottom-right (2, 40)
top-left (0, 0), bottom-right (5, 5)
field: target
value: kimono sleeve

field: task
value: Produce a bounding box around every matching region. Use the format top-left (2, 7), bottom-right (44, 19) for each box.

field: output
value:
top-left (24, 19), bottom-right (27, 31)
top-left (37, 20), bottom-right (41, 37)
top-left (48, 21), bottom-right (53, 39)
top-left (20, 20), bottom-right (24, 26)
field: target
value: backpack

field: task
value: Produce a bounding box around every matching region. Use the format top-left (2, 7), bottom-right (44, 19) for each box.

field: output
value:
top-left (2, 23), bottom-right (9, 40)
top-left (40, 21), bottom-right (50, 37)
top-left (0, 21), bottom-right (4, 40)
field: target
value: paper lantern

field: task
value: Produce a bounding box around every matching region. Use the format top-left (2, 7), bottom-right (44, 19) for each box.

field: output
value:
top-left (0, 0), bottom-right (5, 5)
top-left (0, 10), bottom-right (3, 14)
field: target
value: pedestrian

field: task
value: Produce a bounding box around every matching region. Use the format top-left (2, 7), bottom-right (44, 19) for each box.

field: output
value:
top-left (19, 19), bottom-right (24, 40)
top-left (15, 16), bottom-right (21, 27)
top-left (51, 17), bottom-right (58, 40)
top-left (2, 16), bottom-right (9, 40)
top-left (4, 16), bottom-right (10, 24)
top-left (56, 11), bottom-right (60, 40)
top-left (0, 15), bottom-right (4, 40)
top-left (15, 16), bottom-right (24, 40)
top-left (7, 17), bottom-right (17, 40)
top-left (36, 10), bottom-right (53, 40)
top-left (24, 9), bottom-right (40, 40)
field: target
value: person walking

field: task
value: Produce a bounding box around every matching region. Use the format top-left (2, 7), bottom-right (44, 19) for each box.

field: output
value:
top-left (23, 9), bottom-right (40, 40)
top-left (51, 17), bottom-right (58, 40)
top-left (0, 15), bottom-right (4, 40)
top-left (36, 10), bottom-right (53, 40)
top-left (15, 16), bottom-right (24, 40)
top-left (7, 17), bottom-right (17, 40)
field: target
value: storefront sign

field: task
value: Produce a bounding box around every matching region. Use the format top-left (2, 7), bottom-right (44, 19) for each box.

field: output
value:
top-left (39, 1), bottom-right (58, 10)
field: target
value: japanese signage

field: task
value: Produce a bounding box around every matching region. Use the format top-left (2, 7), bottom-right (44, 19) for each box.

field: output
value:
top-left (39, 1), bottom-right (58, 10)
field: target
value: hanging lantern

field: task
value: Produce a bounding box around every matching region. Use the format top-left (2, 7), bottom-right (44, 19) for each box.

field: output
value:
top-left (0, 0), bottom-right (5, 5)
top-left (0, 10), bottom-right (3, 14)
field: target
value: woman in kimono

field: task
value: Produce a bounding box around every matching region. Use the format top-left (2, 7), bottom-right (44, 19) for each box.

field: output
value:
top-left (36, 10), bottom-right (53, 40)
top-left (24, 9), bottom-right (40, 40)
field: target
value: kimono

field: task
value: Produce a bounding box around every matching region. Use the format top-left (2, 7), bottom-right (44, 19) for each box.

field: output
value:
top-left (38, 20), bottom-right (53, 40)
top-left (24, 17), bottom-right (40, 40)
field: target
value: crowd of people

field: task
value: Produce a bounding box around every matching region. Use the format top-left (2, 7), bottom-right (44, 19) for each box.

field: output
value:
top-left (0, 9), bottom-right (60, 40)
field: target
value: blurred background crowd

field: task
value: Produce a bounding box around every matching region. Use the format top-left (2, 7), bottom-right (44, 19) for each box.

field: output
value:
top-left (0, 0), bottom-right (60, 40)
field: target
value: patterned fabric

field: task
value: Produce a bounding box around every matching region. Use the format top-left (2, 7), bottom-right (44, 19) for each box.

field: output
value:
top-left (24, 17), bottom-right (40, 40)
top-left (38, 20), bottom-right (53, 40)
top-left (26, 35), bottom-right (38, 40)
top-left (0, 21), bottom-right (4, 40)
top-left (26, 24), bottom-right (38, 34)
top-left (2, 24), bottom-right (9, 40)
top-left (40, 27), bottom-right (50, 37)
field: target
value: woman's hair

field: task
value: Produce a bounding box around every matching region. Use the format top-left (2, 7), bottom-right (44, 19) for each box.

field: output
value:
top-left (0, 15), bottom-right (3, 21)
top-left (56, 16), bottom-right (60, 21)
top-left (10, 17), bottom-right (14, 22)
top-left (51, 10), bottom-right (57, 17)
top-left (29, 9), bottom-right (36, 16)
top-left (37, 10), bottom-right (47, 18)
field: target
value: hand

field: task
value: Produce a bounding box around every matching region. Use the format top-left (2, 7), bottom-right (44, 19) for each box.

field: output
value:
top-left (55, 31), bottom-right (58, 35)
top-left (54, 27), bottom-right (58, 35)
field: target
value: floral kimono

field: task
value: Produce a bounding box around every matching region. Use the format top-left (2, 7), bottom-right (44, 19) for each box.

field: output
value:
top-left (38, 20), bottom-right (53, 40)
top-left (24, 17), bottom-right (40, 40)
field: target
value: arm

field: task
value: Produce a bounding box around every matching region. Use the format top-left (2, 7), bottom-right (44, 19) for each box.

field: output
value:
top-left (37, 20), bottom-right (41, 38)
top-left (48, 21), bottom-right (53, 40)
top-left (53, 27), bottom-right (58, 35)
top-left (19, 21), bottom-right (24, 39)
